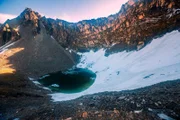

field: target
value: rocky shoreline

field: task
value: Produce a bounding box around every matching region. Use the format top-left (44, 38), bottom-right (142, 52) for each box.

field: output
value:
top-left (0, 73), bottom-right (179, 120)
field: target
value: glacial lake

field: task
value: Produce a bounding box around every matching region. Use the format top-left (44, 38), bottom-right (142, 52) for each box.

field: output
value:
top-left (38, 68), bottom-right (96, 93)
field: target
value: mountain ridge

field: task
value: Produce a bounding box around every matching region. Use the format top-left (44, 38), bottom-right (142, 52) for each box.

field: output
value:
top-left (0, 0), bottom-right (180, 55)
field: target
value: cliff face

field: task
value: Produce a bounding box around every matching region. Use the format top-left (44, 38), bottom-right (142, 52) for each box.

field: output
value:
top-left (0, 23), bottom-right (20, 46)
top-left (42, 0), bottom-right (180, 54)
top-left (0, 0), bottom-right (180, 54)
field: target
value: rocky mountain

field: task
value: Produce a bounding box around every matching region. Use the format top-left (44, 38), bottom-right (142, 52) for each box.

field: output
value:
top-left (0, 0), bottom-right (180, 55)
top-left (0, 9), bottom-right (77, 77)
top-left (41, 0), bottom-right (180, 55)
top-left (0, 1), bottom-right (180, 119)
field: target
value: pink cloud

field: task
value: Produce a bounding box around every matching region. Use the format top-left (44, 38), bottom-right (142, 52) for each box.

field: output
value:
top-left (0, 13), bottom-right (17, 23)
top-left (50, 0), bottom-right (129, 22)
top-left (67, 0), bottom-right (128, 22)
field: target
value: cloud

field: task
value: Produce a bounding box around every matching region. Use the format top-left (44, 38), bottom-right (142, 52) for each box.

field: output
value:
top-left (89, 0), bottom-right (128, 18)
top-left (58, 13), bottom-right (73, 22)
top-left (58, 0), bottom-right (128, 22)
top-left (40, 0), bottom-right (129, 23)
top-left (0, 13), bottom-right (17, 24)
top-left (43, 13), bottom-right (74, 23)
top-left (39, 12), bottom-right (72, 22)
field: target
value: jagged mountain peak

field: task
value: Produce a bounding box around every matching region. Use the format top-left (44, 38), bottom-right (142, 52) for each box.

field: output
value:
top-left (19, 7), bottom-right (41, 20)
top-left (0, 0), bottom-right (180, 53)
top-left (16, 7), bottom-right (42, 32)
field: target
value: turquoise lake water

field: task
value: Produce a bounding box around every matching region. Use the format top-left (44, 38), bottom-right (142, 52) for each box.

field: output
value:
top-left (38, 68), bottom-right (96, 93)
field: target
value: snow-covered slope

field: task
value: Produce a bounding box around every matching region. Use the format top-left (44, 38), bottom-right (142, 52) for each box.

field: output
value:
top-left (51, 30), bottom-right (180, 101)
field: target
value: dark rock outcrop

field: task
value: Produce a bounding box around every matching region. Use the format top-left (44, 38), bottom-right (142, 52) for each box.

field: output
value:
top-left (0, 23), bottom-right (20, 46)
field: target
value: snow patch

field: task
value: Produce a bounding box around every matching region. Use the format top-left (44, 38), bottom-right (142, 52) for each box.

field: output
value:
top-left (0, 49), bottom-right (8, 54)
top-left (42, 87), bottom-right (51, 91)
top-left (42, 24), bottom-right (45, 28)
top-left (148, 108), bottom-right (153, 112)
top-left (39, 75), bottom-right (50, 80)
top-left (158, 113), bottom-right (175, 120)
top-left (0, 41), bottom-right (18, 54)
top-left (134, 110), bottom-right (142, 114)
top-left (32, 81), bottom-right (41, 85)
top-left (28, 77), bottom-right (51, 91)
top-left (49, 31), bottom-right (180, 101)
top-left (51, 84), bottom-right (60, 88)
top-left (65, 48), bottom-right (73, 53)
top-left (51, 36), bottom-right (55, 40)
top-left (28, 77), bottom-right (41, 85)
top-left (13, 118), bottom-right (20, 120)
top-left (28, 77), bottom-right (35, 81)
top-left (0, 41), bottom-right (16, 51)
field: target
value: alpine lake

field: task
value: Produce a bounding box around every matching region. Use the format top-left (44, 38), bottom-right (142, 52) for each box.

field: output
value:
top-left (38, 68), bottom-right (96, 93)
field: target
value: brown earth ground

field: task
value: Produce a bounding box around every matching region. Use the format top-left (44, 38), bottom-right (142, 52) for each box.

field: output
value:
top-left (0, 72), bottom-right (179, 120)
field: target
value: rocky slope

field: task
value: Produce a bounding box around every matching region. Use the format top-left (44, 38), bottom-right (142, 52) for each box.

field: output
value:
top-left (0, 73), bottom-right (179, 120)
top-left (1, 0), bottom-right (180, 55)
top-left (0, 8), bottom-right (78, 77)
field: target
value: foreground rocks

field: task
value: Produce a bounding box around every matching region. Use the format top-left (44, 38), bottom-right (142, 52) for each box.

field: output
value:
top-left (0, 73), bottom-right (179, 120)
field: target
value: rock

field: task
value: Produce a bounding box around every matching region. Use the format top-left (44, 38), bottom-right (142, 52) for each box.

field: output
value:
top-left (94, 111), bottom-right (99, 114)
top-left (138, 14), bottom-right (145, 20)
top-left (1, 75), bottom-right (180, 120)
top-left (82, 112), bottom-right (88, 118)
top-left (128, 0), bottom-right (135, 6)
top-left (137, 41), bottom-right (145, 50)
top-left (98, 114), bottom-right (102, 117)
top-left (168, 2), bottom-right (175, 9)
top-left (114, 108), bottom-right (120, 114)
top-left (64, 117), bottom-right (72, 120)
top-left (79, 103), bottom-right (83, 106)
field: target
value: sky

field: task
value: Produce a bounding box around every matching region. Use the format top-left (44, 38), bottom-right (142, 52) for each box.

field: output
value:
top-left (0, 0), bottom-right (128, 23)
